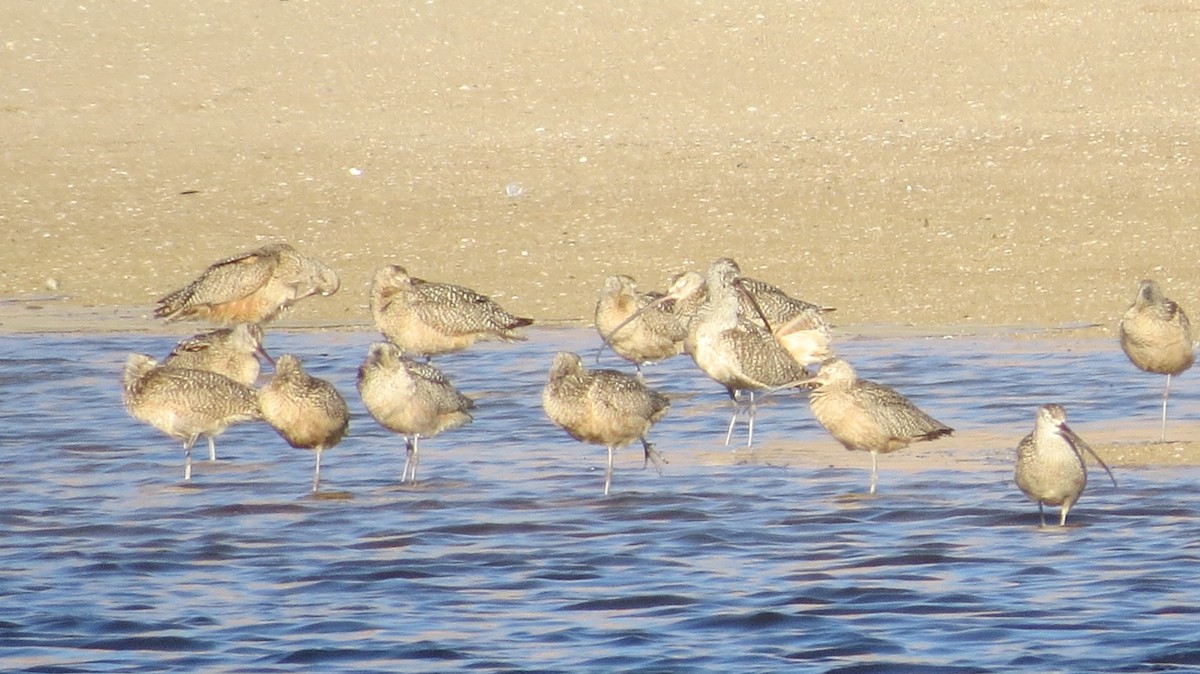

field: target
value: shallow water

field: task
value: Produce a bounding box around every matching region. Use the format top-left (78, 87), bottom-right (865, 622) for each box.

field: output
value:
top-left (2, 327), bottom-right (1200, 673)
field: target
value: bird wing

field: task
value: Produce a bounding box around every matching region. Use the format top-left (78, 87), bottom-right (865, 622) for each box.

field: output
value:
top-left (156, 251), bottom-right (275, 316)
top-left (854, 380), bottom-right (953, 439)
top-left (410, 281), bottom-right (516, 334)
top-left (723, 326), bottom-right (809, 388)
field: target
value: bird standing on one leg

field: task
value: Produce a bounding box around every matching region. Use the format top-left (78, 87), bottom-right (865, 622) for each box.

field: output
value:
top-left (1119, 279), bottom-right (1195, 442)
top-left (541, 352), bottom-right (670, 496)
top-left (801, 357), bottom-right (952, 495)
top-left (1014, 404), bottom-right (1117, 527)
top-left (357, 341), bottom-right (474, 483)
top-left (258, 354), bottom-right (350, 493)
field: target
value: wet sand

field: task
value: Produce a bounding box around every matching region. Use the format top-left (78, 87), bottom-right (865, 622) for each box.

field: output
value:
top-left (4, 2), bottom-right (1199, 465)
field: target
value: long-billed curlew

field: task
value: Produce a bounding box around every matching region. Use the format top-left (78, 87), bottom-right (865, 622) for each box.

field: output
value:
top-left (664, 269), bottom-right (834, 362)
top-left (163, 323), bottom-right (271, 387)
top-left (259, 354), bottom-right (350, 492)
top-left (122, 354), bottom-right (261, 481)
top-left (1015, 404), bottom-right (1117, 527)
top-left (541, 351), bottom-right (670, 496)
top-left (602, 259), bottom-right (812, 446)
top-left (155, 242), bottom-right (340, 325)
top-left (357, 341), bottom-right (475, 483)
top-left (1119, 279), bottom-right (1195, 442)
top-left (683, 258), bottom-right (812, 446)
top-left (370, 265), bottom-right (533, 358)
top-left (801, 357), bottom-right (952, 495)
top-left (594, 274), bottom-right (687, 375)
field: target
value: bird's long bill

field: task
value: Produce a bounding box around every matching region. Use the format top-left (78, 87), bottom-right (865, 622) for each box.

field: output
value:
top-left (596, 295), bottom-right (672, 363)
top-left (732, 278), bottom-right (773, 333)
top-left (256, 343), bottom-right (276, 367)
top-left (1069, 426), bottom-right (1118, 488)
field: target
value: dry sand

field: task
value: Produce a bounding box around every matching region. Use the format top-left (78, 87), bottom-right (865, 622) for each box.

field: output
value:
top-left (4, 2), bottom-right (1200, 463)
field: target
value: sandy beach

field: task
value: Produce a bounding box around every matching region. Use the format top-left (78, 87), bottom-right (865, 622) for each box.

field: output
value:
top-left (3, 0), bottom-right (1199, 335)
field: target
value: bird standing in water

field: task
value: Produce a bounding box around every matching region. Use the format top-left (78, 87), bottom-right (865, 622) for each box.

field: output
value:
top-left (802, 357), bottom-right (952, 495)
top-left (1014, 404), bottom-right (1117, 527)
top-left (258, 354), bottom-right (350, 493)
top-left (1119, 279), bottom-right (1195, 442)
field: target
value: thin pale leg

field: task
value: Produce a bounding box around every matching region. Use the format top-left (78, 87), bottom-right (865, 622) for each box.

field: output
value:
top-left (312, 447), bottom-right (323, 492)
top-left (1160, 373), bottom-right (1172, 443)
top-left (401, 437), bottom-right (416, 483)
top-left (603, 445), bottom-right (614, 496)
top-left (723, 388), bottom-right (743, 446)
top-left (745, 391), bottom-right (757, 448)
top-left (183, 434), bottom-right (198, 481)
top-left (868, 451), bottom-right (879, 495)
top-left (1059, 503), bottom-right (1070, 527)
top-left (207, 436), bottom-right (217, 462)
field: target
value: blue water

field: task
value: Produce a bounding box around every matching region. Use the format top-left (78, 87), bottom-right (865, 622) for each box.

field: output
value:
top-left (2, 327), bottom-right (1200, 672)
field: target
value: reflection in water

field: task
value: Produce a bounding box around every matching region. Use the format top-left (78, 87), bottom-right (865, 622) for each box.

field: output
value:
top-left (1, 328), bottom-right (1199, 671)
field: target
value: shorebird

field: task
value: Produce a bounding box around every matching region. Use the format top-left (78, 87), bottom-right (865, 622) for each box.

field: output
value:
top-left (258, 354), bottom-right (350, 492)
top-left (357, 341), bottom-right (475, 483)
top-left (155, 242), bottom-right (340, 324)
top-left (664, 269), bottom-right (833, 361)
top-left (801, 357), bottom-right (953, 495)
top-left (122, 354), bottom-right (261, 481)
top-left (541, 351), bottom-right (670, 496)
top-left (1015, 404), bottom-right (1117, 527)
top-left (162, 323), bottom-right (271, 387)
top-left (370, 265), bottom-right (533, 358)
top-left (594, 274), bottom-right (687, 375)
top-left (1119, 279), bottom-right (1195, 442)
top-left (683, 258), bottom-right (812, 446)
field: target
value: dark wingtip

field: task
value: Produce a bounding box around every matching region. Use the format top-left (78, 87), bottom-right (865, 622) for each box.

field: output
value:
top-left (512, 317), bottom-right (534, 329)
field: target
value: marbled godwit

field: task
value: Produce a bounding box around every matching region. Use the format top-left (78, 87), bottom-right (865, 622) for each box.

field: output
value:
top-left (594, 274), bottom-right (687, 375)
top-left (370, 265), bottom-right (533, 358)
top-left (259, 354), bottom-right (350, 492)
top-left (541, 351), bottom-right (670, 496)
top-left (155, 243), bottom-right (340, 325)
top-left (162, 323), bottom-right (270, 386)
top-left (122, 354), bottom-right (261, 481)
top-left (801, 357), bottom-right (952, 495)
top-left (356, 341), bottom-right (474, 483)
top-left (1119, 279), bottom-right (1195, 442)
top-left (1015, 404), bottom-right (1117, 527)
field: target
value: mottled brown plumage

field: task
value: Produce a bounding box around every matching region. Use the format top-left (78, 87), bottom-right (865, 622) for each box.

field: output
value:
top-left (1015, 404), bottom-right (1117, 527)
top-left (541, 351), bottom-right (670, 495)
top-left (594, 274), bottom-right (686, 374)
top-left (803, 357), bottom-right (952, 495)
top-left (1119, 279), bottom-right (1195, 442)
top-left (259, 354), bottom-right (350, 492)
top-left (685, 258), bottom-right (811, 447)
top-left (357, 341), bottom-right (474, 483)
top-left (370, 265), bottom-right (533, 358)
top-left (162, 323), bottom-right (269, 387)
top-left (122, 354), bottom-right (261, 481)
top-left (155, 243), bottom-right (340, 324)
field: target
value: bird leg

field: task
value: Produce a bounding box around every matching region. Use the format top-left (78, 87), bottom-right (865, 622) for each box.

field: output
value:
top-left (207, 435), bottom-right (217, 462)
top-left (723, 387), bottom-right (741, 446)
top-left (868, 451), bottom-right (879, 495)
top-left (312, 447), bottom-right (323, 493)
top-left (1160, 373), bottom-right (1173, 443)
top-left (745, 390), bottom-right (757, 448)
top-left (183, 434), bottom-right (199, 481)
top-left (641, 437), bottom-right (666, 476)
top-left (1058, 503), bottom-right (1070, 527)
top-left (1037, 502), bottom-right (1047, 528)
top-left (401, 436), bottom-right (417, 483)
top-left (604, 445), bottom-right (615, 496)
